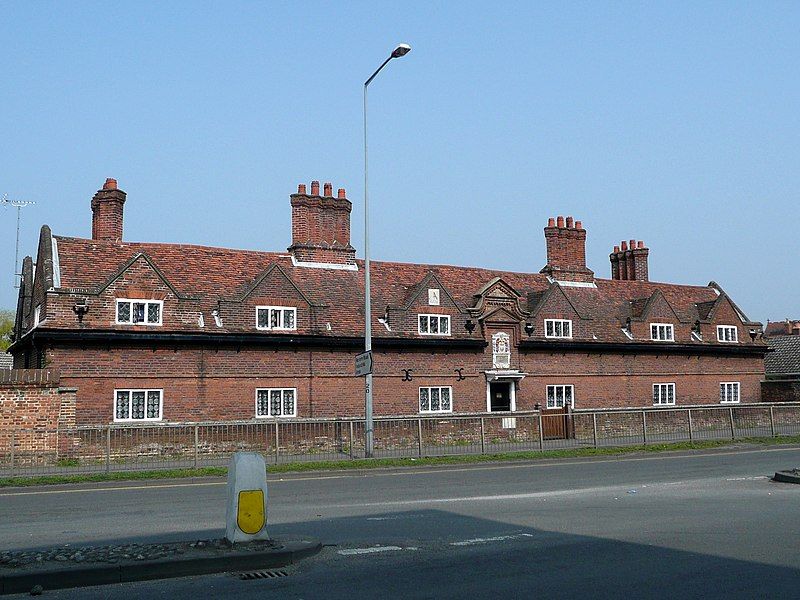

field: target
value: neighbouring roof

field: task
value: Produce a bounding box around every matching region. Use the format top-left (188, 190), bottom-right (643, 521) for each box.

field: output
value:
top-left (43, 235), bottom-right (748, 344)
top-left (765, 336), bottom-right (800, 375)
top-left (0, 353), bottom-right (12, 370)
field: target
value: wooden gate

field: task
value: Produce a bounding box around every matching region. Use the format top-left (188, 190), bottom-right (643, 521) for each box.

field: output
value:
top-left (542, 406), bottom-right (574, 440)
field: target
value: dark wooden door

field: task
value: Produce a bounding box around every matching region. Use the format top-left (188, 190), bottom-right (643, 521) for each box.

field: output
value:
top-left (542, 406), bottom-right (574, 440)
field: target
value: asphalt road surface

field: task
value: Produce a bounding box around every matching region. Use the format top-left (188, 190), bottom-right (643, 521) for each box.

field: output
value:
top-left (2, 445), bottom-right (799, 599)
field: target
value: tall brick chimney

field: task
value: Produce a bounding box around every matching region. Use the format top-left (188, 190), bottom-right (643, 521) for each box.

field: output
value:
top-left (540, 216), bottom-right (594, 283)
top-left (610, 240), bottom-right (649, 281)
top-left (91, 178), bottom-right (126, 242)
top-left (288, 181), bottom-right (356, 266)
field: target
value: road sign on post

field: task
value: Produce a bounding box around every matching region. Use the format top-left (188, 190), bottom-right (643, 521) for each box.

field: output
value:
top-left (355, 351), bottom-right (373, 377)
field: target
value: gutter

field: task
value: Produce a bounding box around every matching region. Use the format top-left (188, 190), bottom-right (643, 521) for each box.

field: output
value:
top-left (519, 339), bottom-right (771, 357)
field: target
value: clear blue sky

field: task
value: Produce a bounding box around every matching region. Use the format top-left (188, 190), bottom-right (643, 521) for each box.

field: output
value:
top-left (1, 1), bottom-right (798, 325)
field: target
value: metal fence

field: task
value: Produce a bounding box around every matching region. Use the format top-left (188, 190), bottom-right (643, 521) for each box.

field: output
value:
top-left (2, 403), bottom-right (799, 478)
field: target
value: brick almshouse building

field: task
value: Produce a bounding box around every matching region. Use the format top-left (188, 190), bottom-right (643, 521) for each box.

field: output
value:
top-left (10, 179), bottom-right (768, 426)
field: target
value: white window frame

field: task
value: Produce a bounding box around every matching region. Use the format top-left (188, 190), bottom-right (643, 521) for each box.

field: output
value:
top-left (418, 314), bottom-right (451, 336)
top-left (720, 382), bottom-right (740, 404)
top-left (653, 383), bottom-right (676, 406)
top-left (419, 386), bottom-right (453, 414)
top-left (113, 389), bottom-right (163, 422)
top-left (256, 306), bottom-right (297, 331)
top-left (650, 323), bottom-right (674, 341)
top-left (116, 298), bottom-right (163, 326)
top-left (255, 388), bottom-right (298, 418)
top-left (544, 319), bottom-right (572, 339)
top-left (545, 384), bottom-right (574, 409)
top-left (717, 325), bottom-right (738, 343)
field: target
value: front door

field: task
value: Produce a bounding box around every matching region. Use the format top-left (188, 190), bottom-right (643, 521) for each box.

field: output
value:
top-left (489, 382), bottom-right (512, 412)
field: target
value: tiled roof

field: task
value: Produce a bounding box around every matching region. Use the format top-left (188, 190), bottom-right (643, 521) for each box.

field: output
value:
top-left (47, 235), bottom-right (739, 345)
top-left (765, 336), bottom-right (800, 375)
top-left (0, 353), bottom-right (12, 370)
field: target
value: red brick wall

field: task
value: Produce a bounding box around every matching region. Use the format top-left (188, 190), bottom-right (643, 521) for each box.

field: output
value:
top-left (49, 341), bottom-right (765, 425)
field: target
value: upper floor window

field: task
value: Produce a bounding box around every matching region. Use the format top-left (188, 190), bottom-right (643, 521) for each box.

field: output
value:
top-left (116, 299), bottom-right (162, 325)
top-left (419, 386), bottom-right (452, 413)
top-left (720, 382), bottom-right (740, 404)
top-left (546, 384), bottom-right (574, 409)
top-left (545, 319), bottom-right (572, 339)
top-left (114, 389), bottom-right (162, 422)
top-left (256, 306), bottom-right (296, 331)
top-left (256, 388), bottom-right (297, 418)
top-left (717, 326), bottom-right (738, 343)
top-left (419, 314), bottom-right (450, 336)
top-left (650, 323), bottom-right (674, 341)
top-left (653, 383), bottom-right (676, 406)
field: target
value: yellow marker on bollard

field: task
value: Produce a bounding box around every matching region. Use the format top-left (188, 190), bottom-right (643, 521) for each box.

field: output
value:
top-left (225, 452), bottom-right (270, 543)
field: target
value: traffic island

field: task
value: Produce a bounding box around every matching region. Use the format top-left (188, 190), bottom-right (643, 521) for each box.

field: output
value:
top-left (773, 469), bottom-right (800, 484)
top-left (0, 537), bottom-right (321, 595)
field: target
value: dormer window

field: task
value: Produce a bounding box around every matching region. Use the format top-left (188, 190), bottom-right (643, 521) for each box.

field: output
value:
top-left (545, 319), bottom-right (572, 339)
top-left (256, 306), bottom-right (296, 331)
top-left (116, 299), bottom-right (162, 325)
top-left (650, 323), bottom-right (674, 341)
top-left (717, 326), bottom-right (738, 343)
top-left (419, 314), bottom-right (450, 336)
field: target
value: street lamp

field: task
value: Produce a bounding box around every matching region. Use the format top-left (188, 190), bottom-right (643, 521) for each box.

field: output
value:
top-left (363, 43), bottom-right (411, 458)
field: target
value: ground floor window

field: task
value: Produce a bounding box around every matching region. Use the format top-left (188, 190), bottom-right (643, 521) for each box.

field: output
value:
top-left (419, 386), bottom-right (452, 413)
top-left (114, 389), bottom-right (162, 422)
top-left (653, 383), bottom-right (676, 406)
top-left (720, 382), bottom-right (740, 404)
top-left (546, 385), bottom-right (574, 409)
top-left (256, 388), bottom-right (297, 418)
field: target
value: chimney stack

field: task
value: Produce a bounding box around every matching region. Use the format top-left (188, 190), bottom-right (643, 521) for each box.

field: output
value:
top-left (540, 215), bottom-right (594, 283)
top-left (91, 178), bottom-right (126, 242)
top-left (288, 181), bottom-right (355, 266)
top-left (610, 240), bottom-right (649, 281)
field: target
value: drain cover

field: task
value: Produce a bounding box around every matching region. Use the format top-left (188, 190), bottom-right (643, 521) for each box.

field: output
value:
top-left (239, 569), bottom-right (290, 580)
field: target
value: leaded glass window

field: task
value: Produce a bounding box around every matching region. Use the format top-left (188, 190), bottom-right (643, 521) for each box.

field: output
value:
top-left (720, 382), bottom-right (740, 404)
top-left (419, 387), bottom-right (452, 414)
top-left (117, 302), bottom-right (131, 323)
top-left (545, 319), bottom-right (572, 338)
top-left (147, 303), bottom-right (161, 324)
top-left (418, 314), bottom-right (450, 336)
top-left (256, 388), bottom-right (298, 417)
top-left (717, 326), bottom-right (738, 342)
top-left (546, 385), bottom-right (574, 409)
top-left (653, 383), bottom-right (675, 406)
top-left (116, 299), bottom-right (162, 325)
top-left (650, 323), bottom-right (674, 341)
top-left (256, 307), bottom-right (297, 331)
top-left (114, 389), bottom-right (162, 422)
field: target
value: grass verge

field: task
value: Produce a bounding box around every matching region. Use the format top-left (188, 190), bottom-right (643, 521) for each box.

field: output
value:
top-left (3, 435), bottom-right (800, 488)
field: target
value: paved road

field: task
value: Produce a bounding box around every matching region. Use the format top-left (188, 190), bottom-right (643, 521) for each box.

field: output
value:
top-left (2, 445), bottom-right (799, 598)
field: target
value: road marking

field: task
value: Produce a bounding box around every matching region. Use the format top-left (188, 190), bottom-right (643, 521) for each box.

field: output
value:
top-left (451, 534), bottom-right (534, 546)
top-left (338, 546), bottom-right (404, 555)
top-left (1, 445), bottom-right (796, 497)
top-left (726, 476), bottom-right (769, 481)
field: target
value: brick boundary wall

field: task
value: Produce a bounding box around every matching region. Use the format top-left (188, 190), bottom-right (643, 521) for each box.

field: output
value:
top-left (0, 369), bottom-right (77, 461)
top-left (762, 380), bottom-right (800, 403)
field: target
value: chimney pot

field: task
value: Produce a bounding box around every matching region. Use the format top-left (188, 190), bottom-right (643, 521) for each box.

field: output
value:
top-left (613, 245), bottom-right (620, 253)
top-left (323, 182), bottom-right (333, 197)
top-left (556, 216), bottom-right (565, 228)
top-left (621, 241), bottom-right (628, 251)
top-left (629, 239), bottom-right (636, 249)
top-left (103, 178), bottom-right (117, 190)
top-left (298, 183), bottom-right (307, 194)
top-left (337, 188), bottom-right (346, 199)
top-left (566, 216), bottom-right (574, 228)
top-left (311, 181), bottom-right (320, 195)
top-left (547, 217), bottom-right (556, 227)
top-left (575, 220), bottom-right (583, 230)
top-left (637, 240), bottom-right (644, 249)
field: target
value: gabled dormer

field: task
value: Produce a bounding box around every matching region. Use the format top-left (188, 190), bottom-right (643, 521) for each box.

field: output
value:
top-left (693, 282), bottom-right (763, 344)
top-left (385, 271), bottom-right (466, 338)
top-left (527, 283), bottom-right (588, 340)
top-left (624, 289), bottom-right (683, 342)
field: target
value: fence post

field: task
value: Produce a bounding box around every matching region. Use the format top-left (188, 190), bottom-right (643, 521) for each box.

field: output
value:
top-left (9, 430), bottom-right (14, 477)
top-left (642, 411), bottom-right (647, 445)
top-left (688, 409), bottom-right (694, 443)
top-left (349, 421), bottom-right (355, 459)
top-left (538, 413), bottom-right (544, 451)
top-left (480, 417), bottom-right (486, 454)
top-left (729, 407), bottom-right (735, 439)
top-left (105, 425), bottom-right (111, 473)
top-left (274, 421), bottom-right (280, 464)
top-left (769, 406), bottom-right (776, 437)
top-left (417, 418), bottom-right (423, 458)
top-left (592, 413), bottom-right (598, 449)
top-left (193, 425), bottom-right (199, 469)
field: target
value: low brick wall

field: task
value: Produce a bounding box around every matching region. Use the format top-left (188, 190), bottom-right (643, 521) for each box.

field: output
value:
top-left (762, 380), bottom-right (800, 403)
top-left (0, 369), bottom-right (77, 464)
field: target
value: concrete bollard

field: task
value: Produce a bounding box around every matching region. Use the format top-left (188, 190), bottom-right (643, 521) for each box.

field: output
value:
top-left (225, 452), bottom-right (270, 543)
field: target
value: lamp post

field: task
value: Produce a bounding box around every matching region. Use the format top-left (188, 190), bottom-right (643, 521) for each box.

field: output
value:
top-left (363, 43), bottom-right (411, 458)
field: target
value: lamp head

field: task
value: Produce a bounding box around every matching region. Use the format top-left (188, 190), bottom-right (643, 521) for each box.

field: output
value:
top-left (391, 43), bottom-right (412, 58)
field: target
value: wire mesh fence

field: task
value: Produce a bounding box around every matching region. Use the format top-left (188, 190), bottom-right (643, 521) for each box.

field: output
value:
top-left (2, 403), bottom-right (799, 478)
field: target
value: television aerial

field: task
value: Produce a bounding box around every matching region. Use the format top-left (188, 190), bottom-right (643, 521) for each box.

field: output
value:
top-left (1, 193), bottom-right (37, 289)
